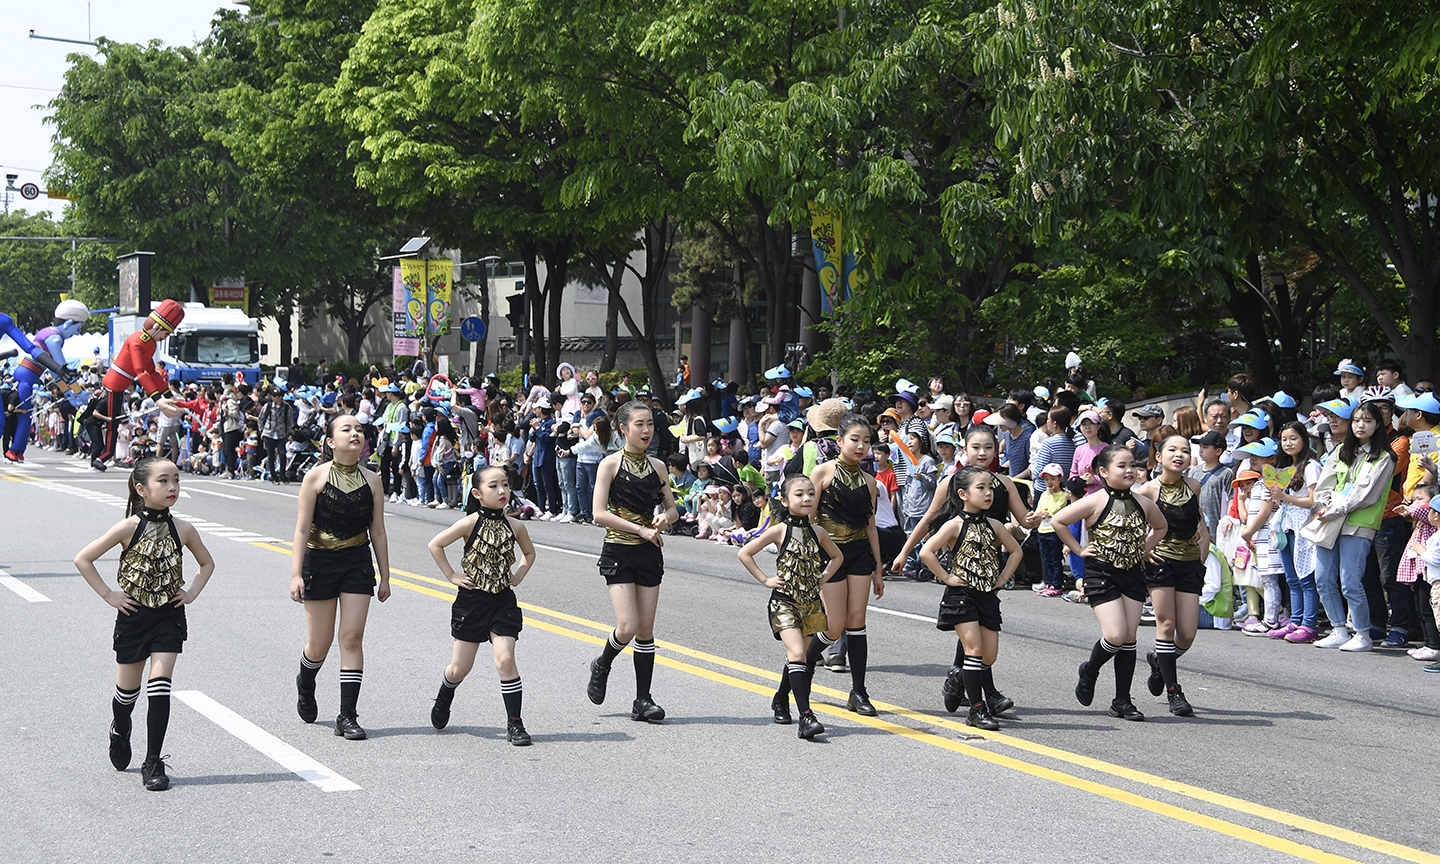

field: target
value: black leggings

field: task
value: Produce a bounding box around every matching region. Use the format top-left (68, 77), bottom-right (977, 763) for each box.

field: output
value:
top-left (222, 429), bottom-right (242, 474)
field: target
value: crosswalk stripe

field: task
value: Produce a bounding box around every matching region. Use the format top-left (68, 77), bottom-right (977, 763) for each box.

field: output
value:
top-left (0, 571), bottom-right (52, 603)
top-left (174, 691), bottom-right (361, 793)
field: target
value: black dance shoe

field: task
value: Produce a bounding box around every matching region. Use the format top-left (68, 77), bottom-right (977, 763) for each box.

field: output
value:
top-left (965, 702), bottom-right (1000, 731)
top-left (108, 723), bottom-right (131, 771)
top-left (1145, 651), bottom-right (1164, 697)
top-left (986, 692), bottom-right (1015, 716)
top-left (1108, 698), bottom-right (1145, 721)
top-left (506, 718), bottom-right (532, 746)
top-left (771, 693), bottom-right (793, 725)
top-left (296, 674), bottom-right (318, 724)
top-left (140, 757), bottom-right (169, 791)
top-left (1075, 662), bottom-right (1098, 706)
top-left (1166, 686), bottom-right (1194, 717)
top-left (334, 713), bottom-right (368, 740)
top-left (587, 658), bottom-right (610, 705)
top-left (847, 690), bottom-right (877, 716)
top-left (630, 696), bottom-right (666, 723)
top-left (798, 710), bottom-right (825, 740)
top-left (431, 699), bottom-right (451, 730)
top-left (941, 668), bottom-right (963, 714)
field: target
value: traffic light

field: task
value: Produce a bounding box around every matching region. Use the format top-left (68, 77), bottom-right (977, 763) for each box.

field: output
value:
top-left (505, 293), bottom-right (526, 331)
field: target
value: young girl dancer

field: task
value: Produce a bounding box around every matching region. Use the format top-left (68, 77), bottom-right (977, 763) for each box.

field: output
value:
top-left (737, 475), bottom-right (843, 739)
top-left (1135, 434), bottom-right (1210, 716)
top-left (1052, 445), bottom-right (1168, 720)
top-left (290, 414), bottom-right (391, 740)
top-left (919, 466), bottom-right (1024, 730)
top-left (427, 466), bottom-right (537, 744)
top-left (74, 457), bottom-right (216, 791)
top-left (588, 401), bottom-right (680, 722)
top-left (808, 413), bottom-right (883, 715)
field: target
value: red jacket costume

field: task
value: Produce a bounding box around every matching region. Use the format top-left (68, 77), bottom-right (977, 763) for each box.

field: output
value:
top-left (103, 299), bottom-right (185, 398)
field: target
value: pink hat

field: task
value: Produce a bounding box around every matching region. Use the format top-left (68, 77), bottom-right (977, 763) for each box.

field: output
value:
top-left (1076, 409), bottom-right (1101, 425)
top-left (1040, 463), bottom-right (1064, 477)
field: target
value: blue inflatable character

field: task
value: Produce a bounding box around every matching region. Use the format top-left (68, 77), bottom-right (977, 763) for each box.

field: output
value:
top-left (4, 300), bottom-right (89, 463)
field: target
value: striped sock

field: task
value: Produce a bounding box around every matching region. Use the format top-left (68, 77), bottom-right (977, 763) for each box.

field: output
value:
top-left (339, 669), bottom-right (363, 716)
top-left (1087, 638), bottom-right (1120, 671)
top-left (633, 639), bottom-right (656, 699)
top-left (599, 630), bottom-right (629, 669)
top-left (1155, 639), bottom-right (1179, 690)
top-left (435, 674), bottom-right (460, 707)
top-left (804, 632), bottom-right (835, 671)
top-left (962, 656), bottom-right (985, 708)
top-left (1114, 643), bottom-right (1137, 701)
top-left (846, 628), bottom-right (868, 694)
top-left (145, 677), bottom-right (172, 760)
top-left (786, 662), bottom-right (811, 714)
top-left (499, 677), bottom-right (523, 719)
top-left (298, 651), bottom-right (323, 690)
top-left (112, 684), bottom-right (141, 737)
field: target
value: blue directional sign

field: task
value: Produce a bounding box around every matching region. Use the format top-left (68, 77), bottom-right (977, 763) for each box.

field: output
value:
top-left (459, 316), bottom-right (486, 342)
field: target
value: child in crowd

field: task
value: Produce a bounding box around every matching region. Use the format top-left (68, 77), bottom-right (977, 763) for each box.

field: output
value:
top-left (1400, 485), bottom-right (1438, 661)
top-left (1033, 463), bottom-right (1068, 597)
top-left (1335, 359), bottom-right (1365, 402)
top-left (1234, 439), bottom-right (1285, 634)
top-left (901, 428), bottom-right (938, 578)
top-left (1060, 476), bottom-right (1088, 602)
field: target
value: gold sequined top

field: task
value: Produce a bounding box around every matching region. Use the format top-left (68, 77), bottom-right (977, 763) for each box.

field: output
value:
top-left (948, 511), bottom-right (1003, 591)
top-left (460, 507), bottom-right (517, 594)
top-left (308, 462), bottom-right (373, 550)
top-left (1154, 479), bottom-right (1202, 561)
top-left (118, 507), bottom-right (184, 608)
top-left (818, 461), bottom-right (872, 544)
top-left (775, 513), bottom-right (825, 604)
top-left (1090, 488), bottom-right (1146, 570)
top-left (605, 450), bottom-right (664, 545)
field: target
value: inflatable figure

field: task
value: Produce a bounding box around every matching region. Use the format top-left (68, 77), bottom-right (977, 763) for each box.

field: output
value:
top-left (5, 300), bottom-right (90, 463)
top-left (91, 299), bottom-right (185, 471)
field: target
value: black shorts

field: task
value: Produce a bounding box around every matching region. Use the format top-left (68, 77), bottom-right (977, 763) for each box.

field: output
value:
top-left (936, 584), bottom-right (1002, 632)
top-left (1084, 558), bottom-right (1146, 607)
top-left (114, 603), bottom-right (187, 664)
top-left (451, 587), bottom-right (524, 643)
top-left (598, 541), bottom-right (664, 588)
top-left (301, 544), bottom-right (376, 601)
top-left (828, 538), bottom-right (876, 582)
top-left (1144, 558), bottom-right (1205, 595)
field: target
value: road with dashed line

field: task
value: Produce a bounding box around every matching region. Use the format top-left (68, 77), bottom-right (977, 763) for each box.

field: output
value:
top-left (1, 451), bottom-right (1436, 864)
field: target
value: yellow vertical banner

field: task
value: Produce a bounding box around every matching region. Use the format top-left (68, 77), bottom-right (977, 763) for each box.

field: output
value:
top-left (808, 203), bottom-right (845, 315)
top-left (427, 260), bottom-right (452, 336)
top-left (398, 259), bottom-right (428, 337)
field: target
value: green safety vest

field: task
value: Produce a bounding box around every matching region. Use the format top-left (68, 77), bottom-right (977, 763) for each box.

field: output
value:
top-left (1334, 457), bottom-right (1387, 532)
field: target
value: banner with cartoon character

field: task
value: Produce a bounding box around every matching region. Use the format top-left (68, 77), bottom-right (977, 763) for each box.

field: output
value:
top-left (808, 203), bottom-right (871, 315)
top-left (393, 266), bottom-right (422, 355)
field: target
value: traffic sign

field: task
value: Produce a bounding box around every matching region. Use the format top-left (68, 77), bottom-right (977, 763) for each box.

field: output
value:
top-left (460, 316), bottom-right (486, 342)
top-left (19, 183), bottom-right (40, 200)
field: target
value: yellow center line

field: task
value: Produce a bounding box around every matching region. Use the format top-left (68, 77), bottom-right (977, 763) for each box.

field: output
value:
top-left (245, 550), bottom-right (1421, 864)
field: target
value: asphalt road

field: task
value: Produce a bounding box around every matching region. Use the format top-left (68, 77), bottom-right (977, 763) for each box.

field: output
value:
top-left (1, 450), bottom-right (1435, 864)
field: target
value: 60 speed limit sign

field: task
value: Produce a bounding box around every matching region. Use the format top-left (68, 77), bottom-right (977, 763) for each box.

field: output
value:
top-left (18, 183), bottom-right (40, 200)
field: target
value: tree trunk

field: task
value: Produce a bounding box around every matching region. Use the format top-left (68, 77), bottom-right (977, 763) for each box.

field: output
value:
top-left (1224, 256), bottom-right (1280, 394)
top-left (609, 220), bottom-right (674, 397)
top-left (690, 302), bottom-right (712, 385)
top-left (541, 238), bottom-right (571, 385)
top-left (728, 315), bottom-right (749, 387)
top-left (519, 242), bottom-right (544, 383)
top-left (798, 227), bottom-right (822, 356)
top-left (601, 258), bottom-right (620, 373)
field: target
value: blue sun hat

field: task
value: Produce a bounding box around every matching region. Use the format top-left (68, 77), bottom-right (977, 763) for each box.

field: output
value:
top-left (711, 377), bottom-right (727, 390)
top-left (764, 365), bottom-right (791, 380)
top-left (676, 388), bottom-right (703, 406)
top-left (1236, 437), bottom-right (1278, 458)
top-left (1267, 390), bottom-right (1297, 409)
top-left (1334, 358), bottom-right (1364, 378)
top-left (1397, 392), bottom-right (1440, 414)
top-left (786, 418), bottom-right (805, 430)
top-left (378, 383), bottom-right (400, 394)
top-left (1316, 398), bottom-right (1356, 419)
top-left (793, 386), bottom-right (814, 399)
top-left (1231, 410), bottom-right (1270, 430)
top-left (714, 416), bottom-right (739, 434)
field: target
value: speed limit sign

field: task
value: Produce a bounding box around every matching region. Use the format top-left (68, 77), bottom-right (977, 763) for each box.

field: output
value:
top-left (19, 183), bottom-right (39, 200)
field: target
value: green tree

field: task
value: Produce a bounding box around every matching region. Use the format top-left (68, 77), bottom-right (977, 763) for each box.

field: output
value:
top-left (0, 212), bottom-right (75, 332)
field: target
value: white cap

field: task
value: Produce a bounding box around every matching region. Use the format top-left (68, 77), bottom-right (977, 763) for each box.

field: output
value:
top-left (54, 299), bottom-right (91, 324)
top-left (1065, 351), bottom-right (1082, 370)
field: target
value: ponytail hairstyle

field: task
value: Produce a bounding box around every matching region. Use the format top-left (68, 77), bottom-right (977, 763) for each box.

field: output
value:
top-left (1092, 443), bottom-right (1132, 474)
top-left (465, 466), bottom-right (510, 514)
top-left (614, 399), bottom-right (652, 429)
top-left (779, 473), bottom-right (816, 501)
top-left (947, 464), bottom-right (992, 516)
top-left (321, 413), bottom-right (357, 462)
top-left (126, 456), bottom-right (172, 517)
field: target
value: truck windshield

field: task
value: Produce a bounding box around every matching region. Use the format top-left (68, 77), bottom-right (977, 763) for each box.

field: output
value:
top-left (172, 334), bottom-right (258, 365)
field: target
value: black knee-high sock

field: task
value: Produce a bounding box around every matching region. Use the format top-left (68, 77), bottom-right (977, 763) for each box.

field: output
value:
top-left (1114, 643), bottom-right (1137, 701)
top-left (112, 684), bottom-right (140, 735)
top-left (846, 628), bottom-right (868, 693)
top-left (787, 663), bottom-right (812, 714)
top-left (775, 663), bottom-right (793, 698)
top-left (299, 651), bottom-right (323, 690)
top-left (804, 632), bottom-right (835, 670)
top-left (1154, 639), bottom-right (1179, 689)
top-left (981, 663), bottom-right (1000, 697)
top-left (145, 677), bottom-right (171, 760)
top-left (599, 630), bottom-right (629, 668)
top-left (435, 674), bottom-right (459, 706)
top-left (633, 639), bottom-right (656, 699)
top-left (1087, 638), bottom-right (1120, 672)
top-left (953, 640), bottom-right (967, 668)
top-left (339, 669), bottom-right (363, 716)
top-left (962, 655), bottom-right (985, 708)
top-left (499, 677), bottom-right (523, 719)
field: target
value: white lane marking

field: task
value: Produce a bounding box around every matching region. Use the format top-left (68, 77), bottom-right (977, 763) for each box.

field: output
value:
top-left (174, 691), bottom-right (361, 792)
top-left (185, 486), bottom-right (245, 501)
top-left (869, 605), bottom-right (936, 623)
top-left (197, 481), bottom-right (297, 499)
top-left (233, 535), bottom-right (282, 543)
top-left (54, 465), bottom-right (92, 473)
top-left (532, 542), bottom-right (600, 560)
top-left (0, 571), bottom-right (51, 603)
